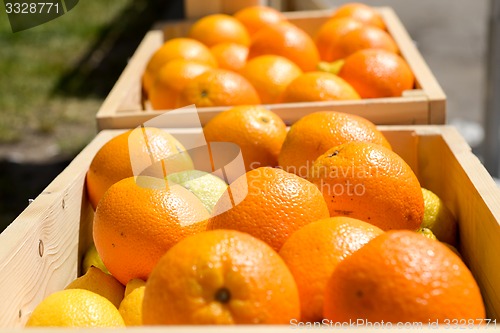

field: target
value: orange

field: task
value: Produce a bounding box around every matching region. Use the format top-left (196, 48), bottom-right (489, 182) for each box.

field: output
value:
top-left (203, 105), bottom-right (287, 171)
top-left (177, 69), bottom-right (260, 107)
top-left (280, 71), bottom-right (360, 103)
top-left (207, 167), bottom-right (330, 252)
top-left (241, 55), bottom-right (303, 104)
top-left (149, 59), bottom-right (212, 110)
top-left (210, 43), bottom-right (248, 72)
top-left (188, 14), bottom-right (250, 47)
top-left (321, 25), bottom-right (398, 62)
top-left (279, 217), bottom-right (383, 322)
top-left (315, 17), bottom-right (363, 62)
top-left (86, 127), bottom-right (194, 209)
top-left (142, 38), bottom-right (217, 93)
top-left (248, 22), bottom-right (320, 72)
top-left (93, 176), bottom-right (210, 285)
top-left (308, 142), bottom-right (424, 231)
top-left (278, 111), bottom-right (391, 178)
top-left (143, 230), bottom-right (300, 324)
top-left (323, 230), bottom-right (485, 322)
top-left (331, 2), bottom-right (386, 30)
top-left (339, 48), bottom-right (415, 98)
top-left (234, 5), bottom-right (287, 35)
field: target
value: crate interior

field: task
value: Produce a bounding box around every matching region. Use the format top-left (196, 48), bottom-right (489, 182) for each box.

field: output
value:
top-left (115, 8), bottom-right (427, 115)
top-left (2, 127), bottom-right (498, 327)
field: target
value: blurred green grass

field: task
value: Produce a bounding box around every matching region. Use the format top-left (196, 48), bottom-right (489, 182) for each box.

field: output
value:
top-left (0, 0), bottom-right (184, 149)
top-left (0, 0), bottom-right (134, 145)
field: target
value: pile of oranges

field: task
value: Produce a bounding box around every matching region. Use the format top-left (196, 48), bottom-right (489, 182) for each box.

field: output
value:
top-left (23, 2), bottom-right (485, 328)
top-left (25, 103), bottom-right (486, 327)
top-left (143, 3), bottom-right (415, 111)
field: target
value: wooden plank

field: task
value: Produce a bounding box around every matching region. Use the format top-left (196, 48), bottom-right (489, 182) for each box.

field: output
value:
top-left (416, 127), bottom-right (500, 320)
top-left (380, 8), bottom-right (447, 124)
top-left (184, 0), bottom-right (266, 19)
top-left (104, 95), bottom-right (430, 130)
top-left (0, 131), bottom-right (116, 327)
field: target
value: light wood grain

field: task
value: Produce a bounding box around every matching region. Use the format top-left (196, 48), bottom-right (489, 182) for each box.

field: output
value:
top-left (0, 131), bottom-right (117, 328)
top-left (416, 127), bottom-right (500, 320)
top-left (184, 0), bottom-right (266, 19)
top-left (380, 8), bottom-right (447, 124)
top-left (96, 8), bottom-right (447, 130)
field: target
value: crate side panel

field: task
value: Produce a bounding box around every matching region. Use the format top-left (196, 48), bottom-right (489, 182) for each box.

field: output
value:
top-left (417, 133), bottom-right (500, 319)
top-left (0, 131), bottom-right (122, 327)
top-left (0, 184), bottom-right (82, 327)
top-left (380, 7), bottom-right (446, 124)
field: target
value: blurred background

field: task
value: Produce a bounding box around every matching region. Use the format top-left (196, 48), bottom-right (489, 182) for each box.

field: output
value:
top-left (0, 0), bottom-right (493, 230)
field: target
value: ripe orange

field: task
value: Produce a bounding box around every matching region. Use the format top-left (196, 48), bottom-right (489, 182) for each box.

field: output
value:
top-left (280, 71), bottom-right (360, 103)
top-left (315, 17), bottom-right (363, 62)
top-left (188, 14), bottom-right (250, 47)
top-left (339, 48), bottom-right (415, 98)
top-left (203, 105), bottom-right (287, 171)
top-left (149, 59), bottom-right (212, 110)
top-left (207, 167), bottom-right (330, 251)
top-left (177, 69), bottom-right (260, 107)
top-left (331, 2), bottom-right (386, 30)
top-left (142, 38), bottom-right (217, 93)
top-left (323, 25), bottom-right (398, 62)
top-left (143, 230), bottom-right (300, 324)
top-left (93, 176), bottom-right (210, 285)
top-left (324, 230), bottom-right (485, 322)
top-left (278, 111), bottom-right (391, 178)
top-left (248, 22), bottom-right (320, 72)
top-left (279, 217), bottom-right (383, 322)
top-left (86, 127), bottom-right (194, 209)
top-left (308, 142), bottom-right (424, 231)
top-left (234, 5), bottom-right (287, 35)
top-left (210, 43), bottom-right (248, 72)
top-left (241, 55), bottom-right (303, 104)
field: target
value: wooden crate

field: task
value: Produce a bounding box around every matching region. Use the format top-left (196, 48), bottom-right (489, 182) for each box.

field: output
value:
top-left (96, 8), bottom-right (446, 130)
top-left (1, 126), bottom-right (498, 329)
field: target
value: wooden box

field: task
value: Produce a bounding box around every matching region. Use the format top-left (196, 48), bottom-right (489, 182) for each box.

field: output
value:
top-left (1, 125), bottom-right (498, 329)
top-left (96, 8), bottom-right (446, 130)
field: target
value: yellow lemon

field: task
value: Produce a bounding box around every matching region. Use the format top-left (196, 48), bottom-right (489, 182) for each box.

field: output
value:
top-left (317, 59), bottom-right (345, 75)
top-left (82, 243), bottom-right (109, 274)
top-left (416, 227), bottom-right (437, 241)
top-left (167, 170), bottom-right (228, 213)
top-left (25, 289), bottom-right (125, 327)
top-left (421, 188), bottom-right (458, 246)
top-left (65, 266), bottom-right (125, 308)
top-left (119, 278), bottom-right (146, 326)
